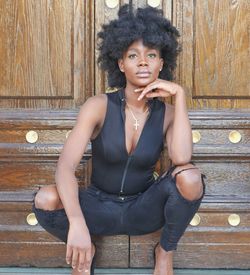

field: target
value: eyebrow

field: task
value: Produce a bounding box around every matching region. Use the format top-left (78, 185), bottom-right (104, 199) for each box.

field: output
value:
top-left (127, 48), bottom-right (158, 52)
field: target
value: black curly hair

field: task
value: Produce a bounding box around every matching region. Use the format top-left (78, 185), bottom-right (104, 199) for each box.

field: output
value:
top-left (97, 4), bottom-right (181, 88)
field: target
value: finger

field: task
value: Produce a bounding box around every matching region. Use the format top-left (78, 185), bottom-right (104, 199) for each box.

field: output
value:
top-left (146, 90), bottom-right (171, 98)
top-left (71, 248), bottom-right (79, 269)
top-left (84, 248), bottom-right (92, 272)
top-left (138, 83), bottom-right (159, 100)
top-left (77, 249), bottom-right (85, 273)
top-left (66, 244), bottom-right (73, 265)
top-left (134, 88), bottom-right (144, 93)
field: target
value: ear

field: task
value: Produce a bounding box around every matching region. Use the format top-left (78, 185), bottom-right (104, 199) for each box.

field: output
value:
top-left (118, 59), bottom-right (124, 72)
top-left (159, 58), bottom-right (164, 71)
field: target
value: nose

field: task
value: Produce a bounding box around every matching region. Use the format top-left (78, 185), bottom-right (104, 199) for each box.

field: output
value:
top-left (138, 56), bottom-right (148, 67)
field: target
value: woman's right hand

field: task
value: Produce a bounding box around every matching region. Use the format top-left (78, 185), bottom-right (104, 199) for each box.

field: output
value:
top-left (66, 218), bottom-right (93, 273)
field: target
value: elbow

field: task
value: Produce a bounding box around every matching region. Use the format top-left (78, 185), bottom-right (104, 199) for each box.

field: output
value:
top-left (171, 155), bottom-right (192, 166)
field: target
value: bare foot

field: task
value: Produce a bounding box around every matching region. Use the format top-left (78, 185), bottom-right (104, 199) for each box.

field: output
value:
top-left (153, 243), bottom-right (174, 275)
top-left (71, 243), bottom-right (96, 275)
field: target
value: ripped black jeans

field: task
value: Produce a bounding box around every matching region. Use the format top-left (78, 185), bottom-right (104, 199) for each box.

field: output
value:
top-left (33, 166), bottom-right (206, 251)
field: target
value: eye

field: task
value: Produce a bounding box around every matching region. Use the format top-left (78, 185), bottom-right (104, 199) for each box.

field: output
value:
top-left (128, 54), bottom-right (137, 59)
top-left (148, 53), bottom-right (157, 58)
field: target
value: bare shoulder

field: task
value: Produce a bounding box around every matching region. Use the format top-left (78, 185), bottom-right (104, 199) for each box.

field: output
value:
top-left (81, 94), bottom-right (107, 110)
top-left (77, 93), bottom-right (107, 122)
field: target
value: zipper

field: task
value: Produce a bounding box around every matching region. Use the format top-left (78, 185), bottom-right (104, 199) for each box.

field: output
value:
top-left (119, 155), bottom-right (132, 196)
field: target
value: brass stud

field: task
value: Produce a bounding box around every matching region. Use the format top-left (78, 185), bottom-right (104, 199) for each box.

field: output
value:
top-left (26, 130), bottom-right (38, 143)
top-left (192, 130), bottom-right (201, 144)
top-left (229, 130), bottom-right (242, 144)
top-left (147, 0), bottom-right (161, 8)
top-left (228, 214), bottom-right (240, 226)
top-left (190, 213), bottom-right (201, 226)
top-left (26, 213), bottom-right (38, 226)
top-left (105, 0), bottom-right (119, 9)
top-left (66, 130), bottom-right (72, 139)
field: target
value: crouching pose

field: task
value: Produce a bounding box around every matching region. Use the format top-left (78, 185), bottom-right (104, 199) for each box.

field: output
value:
top-left (33, 4), bottom-right (205, 275)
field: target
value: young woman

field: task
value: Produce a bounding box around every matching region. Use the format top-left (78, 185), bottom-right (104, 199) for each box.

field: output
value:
top-left (33, 5), bottom-right (205, 275)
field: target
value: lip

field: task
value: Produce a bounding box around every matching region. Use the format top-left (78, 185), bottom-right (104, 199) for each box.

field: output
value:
top-left (136, 71), bottom-right (151, 77)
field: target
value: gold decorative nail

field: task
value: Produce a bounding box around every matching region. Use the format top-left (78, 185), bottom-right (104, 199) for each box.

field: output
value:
top-left (105, 0), bottom-right (119, 9)
top-left (26, 213), bottom-right (38, 226)
top-left (228, 214), bottom-right (240, 226)
top-left (147, 0), bottom-right (161, 8)
top-left (26, 130), bottom-right (38, 143)
top-left (190, 213), bottom-right (201, 226)
top-left (229, 130), bottom-right (242, 144)
top-left (192, 130), bottom-right (201, 144)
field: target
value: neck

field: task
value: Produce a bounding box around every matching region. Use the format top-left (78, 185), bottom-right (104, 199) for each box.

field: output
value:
top-left (124, 84), bottom-right (148, 111)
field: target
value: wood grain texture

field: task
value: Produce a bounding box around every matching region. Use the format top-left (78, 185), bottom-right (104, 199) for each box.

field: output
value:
top-left (0, 0), bottom-right (94, 109)
top-left (0, 0), bottom-right (72, 98)
top-left (194, 0), bottom-right (249, 98)
top-left (0, 161), bottom-right (90, 191)
top-left (174, 0), bottom-right (250, 109)
top-left (0, 0), bottom-right (250, 269)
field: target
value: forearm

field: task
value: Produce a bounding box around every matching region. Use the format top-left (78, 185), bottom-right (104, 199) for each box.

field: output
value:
top-left (170, 88), bottom-right (192, 164)
top-left (55, 163), bottom-right (88, 227)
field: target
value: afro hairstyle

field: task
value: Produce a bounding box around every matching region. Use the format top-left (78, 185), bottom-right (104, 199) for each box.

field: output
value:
top-left (97, 4), bottom-right (182, 88)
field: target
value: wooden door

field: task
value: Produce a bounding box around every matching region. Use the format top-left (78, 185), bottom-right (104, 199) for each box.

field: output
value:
top-left (0, 0), bottom-right (249, 269)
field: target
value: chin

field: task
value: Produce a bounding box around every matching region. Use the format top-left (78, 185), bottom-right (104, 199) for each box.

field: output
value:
top-left (133, 79), bottom-right (154, 87)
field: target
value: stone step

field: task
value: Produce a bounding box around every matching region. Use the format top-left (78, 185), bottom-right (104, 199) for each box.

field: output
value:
top-left (0, 268), bottom-right (250, 275)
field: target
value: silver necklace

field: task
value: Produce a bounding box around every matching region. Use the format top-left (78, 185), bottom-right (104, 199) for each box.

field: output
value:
top-left (126, 103), bottom-right (149, 131)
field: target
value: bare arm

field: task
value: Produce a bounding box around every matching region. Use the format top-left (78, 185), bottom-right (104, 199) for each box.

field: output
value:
top-left (55, 94), bottom-right (106, 272)
top-left (137, 79), bottom-right (192, 165)
top-left (55, 95), bottom-right (105, 223)
top-left (166, 88), bottom-right (193, 165)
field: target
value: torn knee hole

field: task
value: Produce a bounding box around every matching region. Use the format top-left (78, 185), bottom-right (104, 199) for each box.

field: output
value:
top-left (175, 170), bottom-right (204, 201)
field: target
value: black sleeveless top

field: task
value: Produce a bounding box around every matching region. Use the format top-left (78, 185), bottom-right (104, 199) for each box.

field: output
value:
top-left (90, 89), bottom-right (165, 195)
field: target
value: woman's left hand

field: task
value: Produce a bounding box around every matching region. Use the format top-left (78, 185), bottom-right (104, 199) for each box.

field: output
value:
top-left (136, 79), bottom-right (184, 101)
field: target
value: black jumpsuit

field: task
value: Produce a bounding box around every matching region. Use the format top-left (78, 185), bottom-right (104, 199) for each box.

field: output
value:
top-left (33, 89), bottom-right (205, 251)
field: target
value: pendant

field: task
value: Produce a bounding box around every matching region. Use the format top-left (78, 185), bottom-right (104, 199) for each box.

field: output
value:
top-left (133, 119), bottom-right (139, 130)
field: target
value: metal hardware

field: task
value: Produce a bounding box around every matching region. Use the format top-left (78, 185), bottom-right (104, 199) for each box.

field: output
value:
top-left (192, 130), bottom-right (201, 144)
top-left (26, 213), bottom-right (38, 226)
top-left (119, 196), bottom-right (125, 201)
top-left (147, 0), bottom-right (161, 8)
top-left (228, 214), bottom-right (240, 226)
top-left (190, 213), bottom-right (201, 226)
top-left (229, 130), bottom-right (242, 143)
top-left (153, 171), bottom-right (159, 180)
top-left (119, 156), bottom-right (132, 195)
top-left (106, 87), bottom-right (119, 93)
top-left (105, 0), bottom-right (119, 9)
top-left (26, 130), bottom-right (38, 143)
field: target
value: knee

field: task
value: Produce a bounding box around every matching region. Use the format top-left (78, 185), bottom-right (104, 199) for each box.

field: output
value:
top-left (34, 185), bottom-right (60, 211)
top-left (173, 164), bottom-right (204, 201)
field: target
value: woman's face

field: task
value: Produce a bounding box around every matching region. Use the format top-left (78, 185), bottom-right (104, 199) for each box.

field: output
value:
top-left (118, 39), bottom-right (163, 88)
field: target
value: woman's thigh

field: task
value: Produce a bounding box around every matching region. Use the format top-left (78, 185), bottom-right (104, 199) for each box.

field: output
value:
top-left (79, 187), bottom-right (124, 235)
top-left (33, 186), bottom-right (124, 241)
top-left (123, 174), bottom-right (173, 235)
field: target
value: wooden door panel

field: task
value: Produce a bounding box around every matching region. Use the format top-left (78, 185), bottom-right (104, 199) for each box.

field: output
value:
top-left (0, 0), bottom-right (94, 108)
top-left (0, 0), bottom-right (72, 98)
top-left (194, 0), bottom-right (249, 99)
top-left (0, 0), bottom-right (249, 269)
top-left (174, 0), bottom-right (249, 109)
